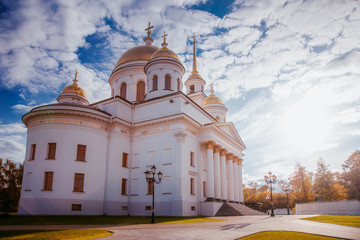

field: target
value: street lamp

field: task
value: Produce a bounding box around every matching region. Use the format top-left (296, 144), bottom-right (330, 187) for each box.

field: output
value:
top-left (281, 183), bottom-right (291, 215)
top-left (144, 165), bottom-right (163, 223)
top-left (264, 171), bottom-right (277, 217)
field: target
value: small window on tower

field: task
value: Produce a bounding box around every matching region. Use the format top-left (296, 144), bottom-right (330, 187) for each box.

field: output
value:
top-left (29, 144), bottom-right (36, 160)
top-left (152, 75), bottom-right (158, 91)
top-left (47, 143), bottom-right (56, 160)
top-left (190, 152), bottom-right (195, 167)
top-left (165, 74), bottom-right (171, 90)
top-left (190, 85), bottom-right (195, 93)
top-left (122, 153), bottom-right (128, 168)
top-left (76, 144), bottom-right (86, 161)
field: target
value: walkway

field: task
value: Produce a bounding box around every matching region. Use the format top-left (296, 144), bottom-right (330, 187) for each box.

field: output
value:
top-left (1, 215), bottom-right (359, 239)
top-left (101, 215), bottom-right (360, 240)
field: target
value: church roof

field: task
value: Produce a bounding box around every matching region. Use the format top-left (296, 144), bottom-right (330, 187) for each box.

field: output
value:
top-left (114, 44), bottom-right (159, 68)
top-left (202, 84), bottom-right (224, 106)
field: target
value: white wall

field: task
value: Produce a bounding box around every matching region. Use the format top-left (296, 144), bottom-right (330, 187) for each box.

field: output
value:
top-left (296, 200), bottom-right (360, 216)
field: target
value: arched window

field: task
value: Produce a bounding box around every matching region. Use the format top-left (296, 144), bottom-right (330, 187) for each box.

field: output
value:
top-left (152, 75), bottom-right (158, 91)
top-left (136, 81), bottom-right (145, 101)
top-left (177, 78), bottom-right (181, 91)
top-left (165, 74), bottom-right (171, 90)
top-left (120, 83), bottom-right (127, 99)
top-left (112, 88), bottom-right (114, 97)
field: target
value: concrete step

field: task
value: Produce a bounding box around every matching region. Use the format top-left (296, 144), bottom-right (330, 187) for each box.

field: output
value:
top-left (215, 202), bottom-right (265, 216)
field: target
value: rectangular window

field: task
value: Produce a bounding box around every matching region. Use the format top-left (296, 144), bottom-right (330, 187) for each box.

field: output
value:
top-left (71, 204), bottom-right (82, 211)
top-left (73, 173), bottom-right (85, 192)
top-left (147, 181), bottom-right (154, 195)
top-left (190, 85), bottom-right (195, 93)
top-left (47, 143), bottom-right (56, 159)
top-left (76, 144), bottom-right (86, 161)
top-left (121, 178), bottom-right (127, 195)
top-left (190, 151), bottom-right (195, 166)
top-left (122, 153), bottom-right (128, 168)
top-left (191, 206), bottom-right (196, 211)
top-left (203, 181), bottom-right (206, 197)
top-left (43, 172), bottom-right (53, 190)
top-left (29, 144), bottom-right (36, 160)
top-left (190, 178), bottom-right (195, 195)
top-left (145, 206), bottom-right (151, 210)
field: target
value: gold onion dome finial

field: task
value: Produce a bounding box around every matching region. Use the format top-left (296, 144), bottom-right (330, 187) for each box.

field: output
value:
top-left (60, 70), bottom-right (87, 98)
top-left (202, 82), bottom-right (224, 106)
top-left (150, 31), bottom-right (180, 61)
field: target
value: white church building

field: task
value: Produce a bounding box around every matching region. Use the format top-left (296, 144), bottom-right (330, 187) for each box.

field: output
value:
top-left (18, 25), bottom-right (246, 216)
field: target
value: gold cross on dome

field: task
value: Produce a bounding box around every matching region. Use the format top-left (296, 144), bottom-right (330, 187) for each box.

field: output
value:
top-left (162, 31), bottom-right (168, 43)
top-left (192, 33), bottom-right (197, 42)
top-left (145, 22), bottom-right (154, 38)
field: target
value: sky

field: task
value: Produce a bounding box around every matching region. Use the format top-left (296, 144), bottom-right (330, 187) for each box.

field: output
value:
top-left (0, 0), bottom-right (359, 186)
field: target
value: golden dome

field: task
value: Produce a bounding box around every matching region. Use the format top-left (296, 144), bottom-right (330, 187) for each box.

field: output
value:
top-left (61, 83), bottom-right (87, 98)
top-left (202, 94), bottom-right (224, 106)
top-left (115, 44), bottom-right (159, 68)
top-left (150, 42), bottom-right (180, 61)
top-left (202, 84), bottom-right (224, 106)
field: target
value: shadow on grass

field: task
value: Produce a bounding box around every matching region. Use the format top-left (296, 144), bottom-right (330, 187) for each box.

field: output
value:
top-left (0, 214), bottom-right (209, 225)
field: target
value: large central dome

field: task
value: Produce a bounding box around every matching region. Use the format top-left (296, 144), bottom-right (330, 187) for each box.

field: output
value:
top-left (114, 44), bottom-right (159, 68)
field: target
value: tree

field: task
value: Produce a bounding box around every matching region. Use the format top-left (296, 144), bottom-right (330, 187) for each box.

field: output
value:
top-left (289, 163), bottom-right (314, 203)
top-left (0, 158), bottom-right (23, 212)
top-left (341, 150), bottom-right (360, 199)
top-left (313, 158), bottom-right (347, 201)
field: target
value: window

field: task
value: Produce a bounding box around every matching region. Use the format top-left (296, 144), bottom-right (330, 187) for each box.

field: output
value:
top-left (71, 204), bottom-right (82, 211)
top-left (216, 116), bottom-right (220, 122)
top-left (177, 78), bottom-right (181, 91)
top-left (47, 143), bottom-right (56, 159)
top-left (76, 144), bottom-right (86, 161)
top-left (190, 178), bottom-right (195, 195)
top-left (203, 181), bottom-right (206, 196)
top-left (191, 206), bottom-right (196, 211)
top-left (120, 83), bottom-right (127, 99)
top-left (136, 81), bottom-right (145, 101)
top-left (43, 172), bottom-right (53, 190)
top-left (112, 88), bottom-right (114, 97)
top-left (73, 173), bottom-right (85, 192)
top-left (190, 152), bottom-right (195, 167)
top-left (145, 206), bottom-right (151, 210)
top-left (121, 178), bottom-right (127, 195)
top-left (122, 153), bottom-right (128, 168)
top-left (29, 144), bottom-right (36, 160)
top-left (147, 181), bottom-right (154, 195)
top-left (190, 85), bottom-right (195, 93)
top-left (152, 75), bottom-right (158, 91)
top-left (165, 74), bottom-right (171, 90)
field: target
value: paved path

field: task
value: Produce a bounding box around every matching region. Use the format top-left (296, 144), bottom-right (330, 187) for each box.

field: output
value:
top-left (1, 215), bottom-right (359, 239)
top-left (101, 215), bottom-right (360, 240)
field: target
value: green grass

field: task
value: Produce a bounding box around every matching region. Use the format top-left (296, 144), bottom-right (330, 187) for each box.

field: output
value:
top-left (302, 215), bottom-right (360, 228)
top-left (237, 231), bottom-right (346, 240)
top-left (0, 229), bottom-right (113, 240)
top-left (0, 215), bottom-right (215, 225)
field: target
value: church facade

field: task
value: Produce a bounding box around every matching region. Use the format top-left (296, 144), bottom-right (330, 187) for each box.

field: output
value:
top-left (18, 25), bottom-right (246, 216)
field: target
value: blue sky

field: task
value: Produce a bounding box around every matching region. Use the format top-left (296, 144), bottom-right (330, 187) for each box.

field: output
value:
top-left (0, 0), bottom-right (359, 185)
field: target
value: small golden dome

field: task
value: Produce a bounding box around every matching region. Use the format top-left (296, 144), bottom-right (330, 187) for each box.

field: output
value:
top-left (202, 95), bottom-right (224, 106)
top-left (115, 45), bottom-right (159, 68)
top-left (150, 41), bottom-right (180, 61)
top-left (202, 83), bottom-right (224, 106)
top-left (61, 83), bottom-right (87, 98)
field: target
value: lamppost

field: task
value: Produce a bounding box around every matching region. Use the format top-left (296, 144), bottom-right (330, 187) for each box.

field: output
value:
top-left (144, 165), bottom-right (163, 224)
top-left (264, 171), bottom-right (276, 217)
top-left (281, 183), bottom-right (291, 215)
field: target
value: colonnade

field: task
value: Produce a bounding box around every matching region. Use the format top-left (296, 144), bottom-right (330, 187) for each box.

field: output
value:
top-left (205, 141), bottom-right (243, 203)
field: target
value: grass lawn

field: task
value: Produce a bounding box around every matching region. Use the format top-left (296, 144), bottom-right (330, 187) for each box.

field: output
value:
top-left (0, 215), bottom-right (218, 225)
top-left (0, 229), bottom-right (113, 240)
top-left (302, 215), bottom-right (360, 228)
top-left (237, 231), bottom-right (346, 240)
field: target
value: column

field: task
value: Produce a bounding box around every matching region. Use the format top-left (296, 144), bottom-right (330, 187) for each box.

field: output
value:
top-left (206, 141), bottom-right (215, 201)
top-left (214, 146), bottom-right (221, 201)
top-left (238, 158), bottom-right (244, 203)
top-left (220, 149), bottom-right (227, 201)
top-left (233, 157), bottom-right (240, 203)
top-left (226, 154), bottom-right (234, 202)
